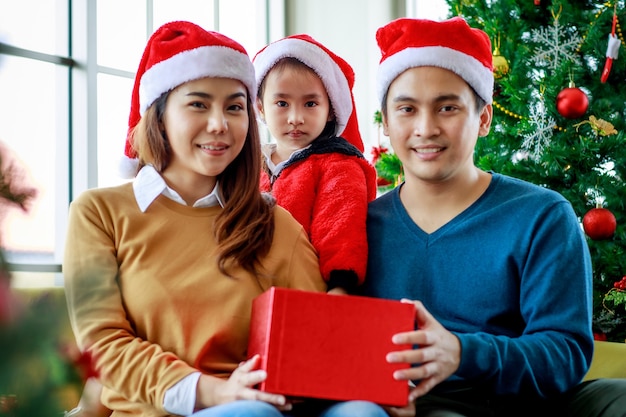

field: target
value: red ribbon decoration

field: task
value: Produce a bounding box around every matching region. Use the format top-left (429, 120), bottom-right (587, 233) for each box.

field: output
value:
top-left (602, 4), bottom-right (621, 83)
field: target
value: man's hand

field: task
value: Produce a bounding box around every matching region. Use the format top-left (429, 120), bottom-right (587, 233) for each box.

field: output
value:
top-left (386, 299), bottom-right (461, 401)
top-left (384, 400), bottom-right (416, 417)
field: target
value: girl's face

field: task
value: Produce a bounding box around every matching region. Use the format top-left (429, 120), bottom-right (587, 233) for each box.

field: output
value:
top-left (257, 65), bottom-right (332, 154)
top-left (161, 77), bottom-right (249, 189)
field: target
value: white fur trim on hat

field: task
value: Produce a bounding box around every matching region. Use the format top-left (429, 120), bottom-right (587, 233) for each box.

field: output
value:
top-left (139, 45), bottom-right (256, 114)
top-left (119, 155), bottom-right (139, 179)
top-left (254, 38), bottom-right (352, 135)
top-left (377, 45), bottom-right (494, 104)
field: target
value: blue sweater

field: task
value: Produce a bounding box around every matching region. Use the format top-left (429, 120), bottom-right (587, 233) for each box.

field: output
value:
top-left (362, 173), bottom-right (593, 398)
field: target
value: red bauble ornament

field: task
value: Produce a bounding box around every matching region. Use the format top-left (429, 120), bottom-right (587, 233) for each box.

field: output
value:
top-left (583, 207), bottom-right (616, 240)
top-left (376, 177), bottom-right (392, 187)
top-left (556, 84), bottom-right (589, 119)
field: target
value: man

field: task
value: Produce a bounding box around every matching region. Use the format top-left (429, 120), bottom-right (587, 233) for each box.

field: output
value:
top-left (361, 16), bottom-right (626, 417)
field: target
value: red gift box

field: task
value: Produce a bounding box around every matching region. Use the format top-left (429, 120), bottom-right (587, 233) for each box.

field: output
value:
top-left (247, 287), bottom-right (415, 407)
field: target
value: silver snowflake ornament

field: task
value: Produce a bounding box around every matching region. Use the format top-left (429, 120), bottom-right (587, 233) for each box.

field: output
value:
top-left (521, 102), bottom-right (555, 161)
top-left (530, 18), bottom-right (582, 69)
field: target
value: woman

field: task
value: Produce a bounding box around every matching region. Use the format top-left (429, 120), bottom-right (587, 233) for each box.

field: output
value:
top-left (64, 21), bottom-right (325, 417)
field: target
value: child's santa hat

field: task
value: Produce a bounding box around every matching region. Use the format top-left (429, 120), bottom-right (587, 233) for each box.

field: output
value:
top-left (120, 20), bottom-right (256, 178)
top-left (253, 34), bottom-right (364, 152)
top-left (376, 17), bottom-right (494, 105)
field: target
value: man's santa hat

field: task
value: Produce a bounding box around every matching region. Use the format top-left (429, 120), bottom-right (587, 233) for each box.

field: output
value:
top-left (120, 20), bottom-right (256, 178)
top-left (376, 17), bottom-right (494, 105)
top-left (253, 34), bottom-right (364, 152)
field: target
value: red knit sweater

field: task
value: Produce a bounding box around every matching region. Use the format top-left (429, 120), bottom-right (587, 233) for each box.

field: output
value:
top-left (261, 138), bottom-right (377, 291)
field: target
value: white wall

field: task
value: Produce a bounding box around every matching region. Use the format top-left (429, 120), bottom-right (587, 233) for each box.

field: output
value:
top-left (283, 0), bottom-right (450, 157)
top-left (283, 0), bottom-right (397, 157)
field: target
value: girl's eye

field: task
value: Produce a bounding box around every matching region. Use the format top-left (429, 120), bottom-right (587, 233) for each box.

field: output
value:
top-left (440, 105), bottom-right (457, 113)
top-left (276, 101), bottom-right (288, 107)
top-left (190, 101), bottom-right (206, 109)
top-left (399, 106), bottom-right (414, 113)
top-left (304, 101), bottom-right (317, 108)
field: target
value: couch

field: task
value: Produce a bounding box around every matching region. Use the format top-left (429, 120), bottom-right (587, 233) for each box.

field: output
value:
top-left (9, 287), bottom-right (626, 416)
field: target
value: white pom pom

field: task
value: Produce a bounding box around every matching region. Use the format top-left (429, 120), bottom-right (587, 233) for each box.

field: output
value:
top-left (118, 156), bottom-right (139, 179)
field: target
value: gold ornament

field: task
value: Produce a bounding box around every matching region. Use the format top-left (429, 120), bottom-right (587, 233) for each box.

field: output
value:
top-left (574, 115), bottom-right (618, 136)
top-left (492, 34), bottom-right (510, 79)
top-left (589, 115), bottom-right (618, 136)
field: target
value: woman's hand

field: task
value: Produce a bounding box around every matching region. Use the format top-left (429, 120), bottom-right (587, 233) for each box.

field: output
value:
top-left (195, 354), bottom-right (291, 411)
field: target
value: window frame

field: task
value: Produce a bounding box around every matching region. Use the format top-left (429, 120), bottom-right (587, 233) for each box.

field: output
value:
top-left (1, 0), bottom-right (283, 284)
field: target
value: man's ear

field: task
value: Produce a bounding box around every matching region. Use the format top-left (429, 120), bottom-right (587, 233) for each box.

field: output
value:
top-left (478, 104), bottom-right (493, 137)
top-left (382, 112), bottom-right (390, 136)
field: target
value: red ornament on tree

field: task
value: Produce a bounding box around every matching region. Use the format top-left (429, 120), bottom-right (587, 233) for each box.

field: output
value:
top-left (556, 82), bottom-right (589, 119)
top-left (583, 207), bottom-right (617, 240)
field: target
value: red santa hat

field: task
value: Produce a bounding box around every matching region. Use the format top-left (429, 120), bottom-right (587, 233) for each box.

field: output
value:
top-left (120, 20), bottom-right (256, 178)
top-left (376, 17), bottom-right (494, 105)
top-left (253, 34), bottom-right (364, 152)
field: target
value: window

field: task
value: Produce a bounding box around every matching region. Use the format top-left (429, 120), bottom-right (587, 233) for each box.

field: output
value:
top-left (406, 0), bottom-right (450, 19)
top-left (0, 0), bottom-right (281, 287)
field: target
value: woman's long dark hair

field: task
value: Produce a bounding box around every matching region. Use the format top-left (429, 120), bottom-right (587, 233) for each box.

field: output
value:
top-left (131, 88), bottom-right (275, 278)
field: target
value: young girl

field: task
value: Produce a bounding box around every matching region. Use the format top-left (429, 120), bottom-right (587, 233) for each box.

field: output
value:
top-left (64, 21), bottom-right (343, 417)
top-left (253, 35), bottom-right (377, 295)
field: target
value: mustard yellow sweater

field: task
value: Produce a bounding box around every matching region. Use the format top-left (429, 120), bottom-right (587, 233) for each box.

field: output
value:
top-left (63, 183), bottom-right (325, 416)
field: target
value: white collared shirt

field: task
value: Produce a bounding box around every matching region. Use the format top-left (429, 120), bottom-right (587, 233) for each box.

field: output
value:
top-left (133, 165), bottom-right (224, 211)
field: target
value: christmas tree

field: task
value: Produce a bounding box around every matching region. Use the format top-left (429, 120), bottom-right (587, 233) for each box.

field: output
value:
top-left (449, 0), bottom-right (626, 342)
top-left (374, 0), bottom-right (626, 342)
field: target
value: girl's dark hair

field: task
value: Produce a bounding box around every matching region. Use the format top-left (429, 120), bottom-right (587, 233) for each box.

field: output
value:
top-left (131, 89), bottom-right (275, 278)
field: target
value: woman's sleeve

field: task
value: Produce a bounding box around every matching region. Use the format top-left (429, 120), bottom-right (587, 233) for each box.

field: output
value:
top-left (63, 194), bottom-right (195, 412)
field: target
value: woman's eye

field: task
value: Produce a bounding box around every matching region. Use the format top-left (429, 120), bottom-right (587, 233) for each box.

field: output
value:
top-left (228, 104), bottom-right (245, 112)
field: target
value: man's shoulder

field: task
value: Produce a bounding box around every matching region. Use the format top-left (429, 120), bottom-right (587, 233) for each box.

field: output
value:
top-left (492, 173), bottom-right (566, 202)
top-left (370, 188), bottom-right (396, 206)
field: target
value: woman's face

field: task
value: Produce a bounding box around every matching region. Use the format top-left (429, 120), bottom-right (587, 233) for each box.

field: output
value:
top-left (161, 77), bottom-right (249, 188)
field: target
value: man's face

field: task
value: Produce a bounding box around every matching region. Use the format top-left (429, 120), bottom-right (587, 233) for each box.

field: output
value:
top-left (382, 66), bottom-right (492, 185)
